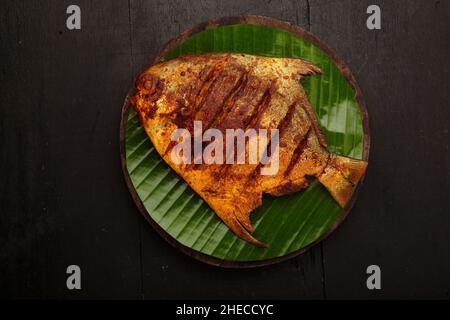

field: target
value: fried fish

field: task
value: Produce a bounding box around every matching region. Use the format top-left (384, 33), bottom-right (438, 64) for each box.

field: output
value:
top-left (131, 53), bottom-right (367, 247)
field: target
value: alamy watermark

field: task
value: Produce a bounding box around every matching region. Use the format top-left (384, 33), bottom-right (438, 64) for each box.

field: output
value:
top-left (66, 5), bottom-right (81, 30)
top-left (170, 121), bottom-right (280, 176)
top-left (366, 265), bottom-right (381, 290)
top-left (66, 265), bottom-right (81, 290)
top-left (367, 5), bottom-right (381, 30)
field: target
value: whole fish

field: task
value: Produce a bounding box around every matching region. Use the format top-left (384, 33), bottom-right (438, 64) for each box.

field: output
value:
top-left (131, 53), bottom-right (367, 247)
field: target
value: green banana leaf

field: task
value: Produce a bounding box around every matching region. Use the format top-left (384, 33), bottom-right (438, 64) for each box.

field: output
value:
top-left (124, 24), bottom-right (365, 262)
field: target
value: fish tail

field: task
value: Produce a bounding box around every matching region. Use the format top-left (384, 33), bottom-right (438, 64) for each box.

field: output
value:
top-left (317, 154), bottom-right (368, 208)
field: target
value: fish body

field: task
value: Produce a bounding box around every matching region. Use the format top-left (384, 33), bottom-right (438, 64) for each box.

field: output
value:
top-left (131, 53), bottom-right (367, 247)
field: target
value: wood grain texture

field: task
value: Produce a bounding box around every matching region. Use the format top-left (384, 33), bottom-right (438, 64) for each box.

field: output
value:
top-left (0, 0), bottom-right (141, 299)
top-left (0, 0), bottom-right (448, 299)
top-left (310, 0), bottom-right (450, 299)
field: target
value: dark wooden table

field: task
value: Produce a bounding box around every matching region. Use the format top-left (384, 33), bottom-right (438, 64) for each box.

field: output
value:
top-left (0, 0), bottom-right (448, 299)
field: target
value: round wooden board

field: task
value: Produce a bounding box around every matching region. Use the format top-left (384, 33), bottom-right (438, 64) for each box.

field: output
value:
top-left (120, 15), bottom-right (370, 268)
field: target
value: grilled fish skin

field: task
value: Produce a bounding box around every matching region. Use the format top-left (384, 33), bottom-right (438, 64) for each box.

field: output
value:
top-left (131, 53), bottom-right (368, 247)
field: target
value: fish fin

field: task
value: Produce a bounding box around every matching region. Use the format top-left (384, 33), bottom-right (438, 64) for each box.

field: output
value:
top-left (220, 212), bottom-right (267, 248)
top-left (231, 192), bottom-right (263, 233)
top-left (297, 88), bottom-right (328, 147)
top-left (289, 59), bottom-right (328, 147)
top-left (235, 211), bottom-right (254, 233)
top-left (292, 58), bottom-right (323, 76)
top-left (318, 154), bottom-right (368, 208)
top-left (205, 195), bottom-right (266, 247)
